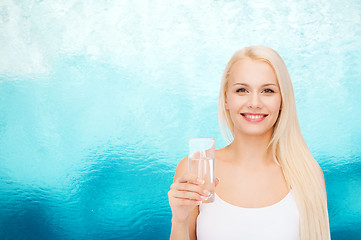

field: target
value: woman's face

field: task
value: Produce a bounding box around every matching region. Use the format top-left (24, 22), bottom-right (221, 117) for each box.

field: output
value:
top-left (225, 58), bottom-right (282, 138)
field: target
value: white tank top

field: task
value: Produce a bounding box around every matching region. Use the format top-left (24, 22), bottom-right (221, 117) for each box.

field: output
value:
top-left (197, 190), bottom-right (300, 240)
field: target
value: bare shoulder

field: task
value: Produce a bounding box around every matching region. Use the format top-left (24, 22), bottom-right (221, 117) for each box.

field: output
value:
top-left (215, 146), bottom-right (227, 155)
top-left (173, 156), bottom-right (189, 182)
top-left (215, 145), bottom-right (230, 163)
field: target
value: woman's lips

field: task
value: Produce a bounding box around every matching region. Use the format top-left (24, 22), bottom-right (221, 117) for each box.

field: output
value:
top-left (241, 113), bottom-right (268, 122)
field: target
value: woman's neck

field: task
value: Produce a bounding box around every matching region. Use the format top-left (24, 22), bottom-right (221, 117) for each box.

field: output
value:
top-left (226, 132), bottom-right (274, 168)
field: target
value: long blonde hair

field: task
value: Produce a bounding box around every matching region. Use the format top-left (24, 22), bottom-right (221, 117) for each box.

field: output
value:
top-left (218, 46), bottom-right (330, 239)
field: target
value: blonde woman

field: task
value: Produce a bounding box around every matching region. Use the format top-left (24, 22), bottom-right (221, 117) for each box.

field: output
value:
top-left (168, 45), bottom-right (330, 240)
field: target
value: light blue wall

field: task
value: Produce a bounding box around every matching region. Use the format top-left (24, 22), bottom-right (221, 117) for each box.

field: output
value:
top-left (0, 0), bottom-right (360, 239)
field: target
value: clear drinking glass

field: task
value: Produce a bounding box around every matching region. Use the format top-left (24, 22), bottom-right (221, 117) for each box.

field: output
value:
top-left (189, 138), bottom-right (215, 203)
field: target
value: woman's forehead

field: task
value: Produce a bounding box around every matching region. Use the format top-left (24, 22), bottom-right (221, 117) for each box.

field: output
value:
top-left (229, 59), bottom-right (278, 86)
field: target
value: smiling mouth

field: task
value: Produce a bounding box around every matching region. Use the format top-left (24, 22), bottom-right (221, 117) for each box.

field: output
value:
top-left (241, 113), bottom-right (268, 119)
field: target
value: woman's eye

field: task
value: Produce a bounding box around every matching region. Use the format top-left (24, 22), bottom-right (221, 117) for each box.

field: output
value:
top-left (236, 88), bottom-right (247, 93)
top-left (263, 89), bottom-right (275, 93)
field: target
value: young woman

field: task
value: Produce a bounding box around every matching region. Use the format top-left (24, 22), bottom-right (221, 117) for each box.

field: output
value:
top-left (168, 46), bottom-right (330, 240)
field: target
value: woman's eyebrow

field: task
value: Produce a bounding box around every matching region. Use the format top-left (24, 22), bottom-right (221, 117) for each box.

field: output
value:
top-left (232, 83), bottom-right (278, 87)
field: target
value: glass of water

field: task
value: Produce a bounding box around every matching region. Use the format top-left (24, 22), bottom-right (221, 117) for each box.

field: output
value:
top-left (189, 138), bottom-right (215, 203)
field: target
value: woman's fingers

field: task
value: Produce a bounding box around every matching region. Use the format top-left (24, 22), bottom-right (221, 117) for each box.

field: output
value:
top-left (171, 182), bottom-right (206, 194)
top-left (168, 189), bottom-right (203, 207)
top-left (170, 174), bottom-right (220, 206)
top-left (177, 173), bottom-right (204, 185)
top-left (172, 197), bottom-right (202, 206)
top-left (170, 187), bottom-right (208, 201)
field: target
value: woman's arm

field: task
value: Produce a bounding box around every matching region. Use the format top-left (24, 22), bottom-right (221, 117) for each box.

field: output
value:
top-left (170, 207), bottom-right (198, 240)
top-left (169, 157), bottom-right (201, 240)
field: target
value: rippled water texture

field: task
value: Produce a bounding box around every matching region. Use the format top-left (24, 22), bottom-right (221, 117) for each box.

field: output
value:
top-left (0, 0), bottom-right (361, 239)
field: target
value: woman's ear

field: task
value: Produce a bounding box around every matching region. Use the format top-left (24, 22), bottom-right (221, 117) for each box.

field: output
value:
top-left (225, 93), bottom-right (229, 110)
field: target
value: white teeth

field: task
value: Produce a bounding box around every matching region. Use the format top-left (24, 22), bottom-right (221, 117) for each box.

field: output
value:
top-left (244, 114), bottom-right (265, 119)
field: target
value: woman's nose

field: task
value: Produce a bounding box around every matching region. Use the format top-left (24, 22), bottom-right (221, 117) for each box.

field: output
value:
top-left (247, 93), bottom-right (263, 109)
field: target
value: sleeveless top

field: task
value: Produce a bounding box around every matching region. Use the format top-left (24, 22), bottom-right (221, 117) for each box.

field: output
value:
top-left (197, 190), bottom-right (300, 240)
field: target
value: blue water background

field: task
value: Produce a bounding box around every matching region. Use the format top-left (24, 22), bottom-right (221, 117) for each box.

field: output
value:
top-left (0, 0), bottom-right (361, 239)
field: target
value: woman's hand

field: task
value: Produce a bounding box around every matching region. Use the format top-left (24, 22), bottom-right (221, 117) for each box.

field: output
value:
top-left (168, 174), bottom-right (219, 223)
